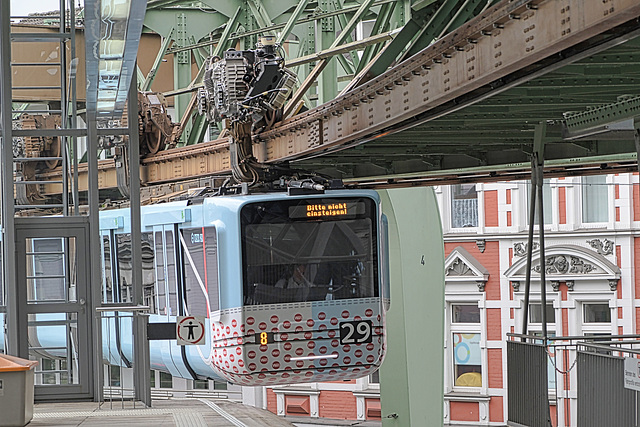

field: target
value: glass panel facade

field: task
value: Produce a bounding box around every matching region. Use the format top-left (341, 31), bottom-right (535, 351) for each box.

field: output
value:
top-left (28, 312), bottom-right (79, 386)
top-left (582, 175), bottom-right (608, 223)
top-left (451, 184), bottom-right (478, 228)
top-left (26, 238), bottom-right (76, 303)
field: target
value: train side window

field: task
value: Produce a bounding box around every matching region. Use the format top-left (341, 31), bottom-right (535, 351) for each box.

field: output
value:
top-left (154, 231), bottom-right (167, 315)
top-left (164, 230), bottom-right (178, 315)
top-left (115, 234), bottom-right (133, 303)
top-left (141, 233), bottom-right (156, 314)
top-left (179, 226), bottom-right (220, 315)
top-left (101, 234), bottom-right (116, 303)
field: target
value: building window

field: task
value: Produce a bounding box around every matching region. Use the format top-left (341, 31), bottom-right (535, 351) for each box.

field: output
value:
top-left (213, 381), bottom-right (227, 390)
top-left (583, 303), bottom-right (611, 323)
top-left (150, 370), bottom-right (156, 388)
top-left (451, 184), bottom-right (478, 228)
top-left (528, 303), bottom-right (556, 390)
top-left (581, 302), bottom-right (613, 355)
top-left (582, 175), bottom-right (608, 223)
top-left (450, 304), bottom-right (482, 388)
top-left (526, 179), bottom-right (552, 225)
top-left (369, 370), bottom-right (380, 384)
top-left (453, 304), bottom-right (480, 323)
top-left (109, 365), bottom-right (121, 387)
top-left (193, 379), bottom-right (209, 390)
top-left (529, 303), bottom-right (555, 324)
top-left (159, 371), bottom-right (173, 389)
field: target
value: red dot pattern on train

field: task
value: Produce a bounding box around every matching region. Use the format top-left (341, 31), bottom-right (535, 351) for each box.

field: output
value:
top-left (208, 301), bottom-right (384, 386)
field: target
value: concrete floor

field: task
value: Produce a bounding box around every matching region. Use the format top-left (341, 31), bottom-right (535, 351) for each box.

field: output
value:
top-left (29, 399), bottom-right (297, 427)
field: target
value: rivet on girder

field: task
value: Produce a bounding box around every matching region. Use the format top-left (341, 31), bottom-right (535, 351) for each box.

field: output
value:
top-left (481, 30), bottom-right (492, 36)
top-left (493, 23), bottom-right (504, 29)
top-left (509, 14), bottom-right (521, 19)
top-left (467, 38), bottom-right (478, 44)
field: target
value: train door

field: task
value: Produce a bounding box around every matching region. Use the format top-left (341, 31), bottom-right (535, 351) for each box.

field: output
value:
top-left (14, 217), bottom-right (94, 401)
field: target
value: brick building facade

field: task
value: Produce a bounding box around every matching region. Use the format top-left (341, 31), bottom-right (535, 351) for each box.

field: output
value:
top-left (440, 174), bottom-right (633, 426)
top-left (261, 174), bottom-right (632, 426)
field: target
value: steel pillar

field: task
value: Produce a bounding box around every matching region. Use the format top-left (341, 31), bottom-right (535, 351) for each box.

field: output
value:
top-left (0, 0), bottom-right (18, 355)
top-left (377, 187), bottom-right (444, 426)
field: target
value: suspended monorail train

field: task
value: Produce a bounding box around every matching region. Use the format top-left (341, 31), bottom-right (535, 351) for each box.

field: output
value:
top-left (96, 187), bottom-right (390, 386)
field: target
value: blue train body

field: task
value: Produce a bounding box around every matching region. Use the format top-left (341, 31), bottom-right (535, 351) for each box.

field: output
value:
top-left (7, 189), bottom-right (389, 386)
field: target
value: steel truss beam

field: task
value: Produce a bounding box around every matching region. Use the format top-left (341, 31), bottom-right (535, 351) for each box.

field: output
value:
top-left (35, 0), bottom-right (640, 195)
top-left (261, 0), bottom-right (640, 161)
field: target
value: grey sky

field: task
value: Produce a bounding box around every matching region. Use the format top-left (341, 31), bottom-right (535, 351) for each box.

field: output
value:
top-left (10, 0), bottom-right (73, 17)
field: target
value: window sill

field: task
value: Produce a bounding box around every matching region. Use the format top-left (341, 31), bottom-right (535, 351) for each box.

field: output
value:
top-left (444, 391), bottom-right (490, 402)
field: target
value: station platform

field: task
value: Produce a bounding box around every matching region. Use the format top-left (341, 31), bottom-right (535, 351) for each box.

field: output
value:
top-left (28, 399), bottom-right (383, 427)
top-left (30, 399), bottom-right (294, 427)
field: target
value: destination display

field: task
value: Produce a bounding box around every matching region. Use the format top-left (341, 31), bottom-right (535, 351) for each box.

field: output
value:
top-left (289, 201), bottom-right (365, 219)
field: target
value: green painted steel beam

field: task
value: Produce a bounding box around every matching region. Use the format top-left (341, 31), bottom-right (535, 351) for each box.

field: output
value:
top-left (247, 0), bottom-right (274, 33)
top-left (142, 27), bottom-right (174, 92)
top-left (564, 95), bottom-right (640, 133)
top-left (146, 0), bottom-right (186, 10)
top-left (435, 0), bottom-right (487, 39)
top-left (213, 6), bottom-right (242, 57)
top-left (276, 0), bottom-right (311, 45)
top-left (285, 0), bottom-right (376, 116)
top-left (402, 0), bottom-right (466, 60)
top-left (163, 0), bottom-right (397, 54)
top-left (144, 9), bottom-right (228, 45)
top-left (334, 0), bottom-right (360, 71)
top-left (186, 113), bottom-right (209, 146)
top-left (286, 29), bottom-right (397, 67)
top-left (136, 65), bottom-right (145, 89)
top-left (357, 1), bottom-right (395, 73)
top-left (352, 7), bottom-right (432, 86)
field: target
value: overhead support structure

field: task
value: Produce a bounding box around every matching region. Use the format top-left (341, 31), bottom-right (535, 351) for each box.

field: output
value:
top-left (259, 0), bottom-right (640, 163)
top-left (30, 0), bottom-right (640, 198)
top-left (520, 121), bottom-right (553, 427)
top-left (142, 27), bottom-right (175, 91)
top-left (284, 0), bottom-right (376, 116)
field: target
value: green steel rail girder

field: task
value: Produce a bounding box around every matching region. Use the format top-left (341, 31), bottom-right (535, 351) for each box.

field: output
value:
top-left (563, 95), bottom-right (640, 134)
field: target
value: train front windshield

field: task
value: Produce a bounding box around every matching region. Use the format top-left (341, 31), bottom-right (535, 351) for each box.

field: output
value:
top-left (241, 197), bottom-right (378, 305)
